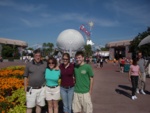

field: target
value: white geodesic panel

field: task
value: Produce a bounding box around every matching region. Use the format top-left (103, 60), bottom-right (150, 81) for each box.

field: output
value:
top-left (56, 29), bottom-right (85, 51)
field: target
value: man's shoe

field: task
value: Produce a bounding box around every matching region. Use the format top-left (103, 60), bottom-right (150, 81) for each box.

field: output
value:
top-left (141, 90), bottom-right (146, 95)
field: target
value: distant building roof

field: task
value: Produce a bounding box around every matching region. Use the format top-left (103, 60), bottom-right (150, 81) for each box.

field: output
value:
top-left (0, 38), bottom-right (28, 47)
top-left (105, 40), bottom-right (132, 48)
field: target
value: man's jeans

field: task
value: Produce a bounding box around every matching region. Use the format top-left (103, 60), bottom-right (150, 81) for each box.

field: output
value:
top-left (60, 86), bottom-right (74, 113)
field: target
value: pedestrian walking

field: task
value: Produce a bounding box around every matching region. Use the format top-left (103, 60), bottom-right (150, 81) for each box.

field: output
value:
top-left (96, 57), bottom-right (100, 68)
top-left (119, 57), bottom-right (125, 73)
top-left (128, 58), bottom-right (141, 100)
top-left (113, 58), bottom-right (116, 66)
top-left (100, 57), bottom-right (104, 68)
top-left (136, 52), bottom-right (146, 95)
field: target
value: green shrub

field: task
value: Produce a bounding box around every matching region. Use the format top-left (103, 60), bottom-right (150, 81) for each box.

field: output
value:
top-left (7, 88), bottom-right (26, 113)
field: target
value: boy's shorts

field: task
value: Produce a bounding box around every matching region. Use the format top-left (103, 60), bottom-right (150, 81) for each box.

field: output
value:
top-left (72, 92), bottom-right (93, 113)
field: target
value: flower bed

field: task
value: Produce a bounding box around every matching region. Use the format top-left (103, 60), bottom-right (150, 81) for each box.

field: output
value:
top-left (0, 66), bottom-right (26, 113)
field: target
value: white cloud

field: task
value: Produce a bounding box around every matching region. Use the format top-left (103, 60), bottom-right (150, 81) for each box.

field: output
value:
top-left (93, 18), bottom-right (119, 27)
top-left (27, 11), bottom-right (119, 27)
top-left (20, 18), bottom-right (44, 27)
top-left (0, 0), bottom-right (14, 6)
top-left (0, 0), bottom-right (46, 12)
top-left (0, 0), bottom-right (121, 28)
top-left (105, 0), bottom-right (150, 25)
top-left (40, 12), bottom-right (119, 27)
top-left (17, 4), bottom-right (46, 12)
top-left (20, 18), bottom-right (32, 27)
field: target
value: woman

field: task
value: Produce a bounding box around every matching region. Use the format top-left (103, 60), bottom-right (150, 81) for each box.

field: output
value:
top-left (45, 57), bottom-right (60, 113)
top-left (128, 58), bottom-right (141, 100)
top-left (59, 53), bottom-right (75, 113)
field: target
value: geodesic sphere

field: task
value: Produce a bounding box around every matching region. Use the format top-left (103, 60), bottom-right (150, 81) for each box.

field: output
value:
top-left (56, 29), bottom-right (85, 51)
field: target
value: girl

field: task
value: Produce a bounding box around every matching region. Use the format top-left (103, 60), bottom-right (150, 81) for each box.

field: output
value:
top-left (59, 53), bottom-right (74, 113)
top-left (128, 58), bottom-right (141, 100)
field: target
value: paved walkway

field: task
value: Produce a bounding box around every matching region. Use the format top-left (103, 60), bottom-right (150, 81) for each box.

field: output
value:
top-left (0, 61), bottom-right (150, 113)
top-left (92, 62), bottom-right (150, 113)
top-left (0, 61), bottom-right (26, 68)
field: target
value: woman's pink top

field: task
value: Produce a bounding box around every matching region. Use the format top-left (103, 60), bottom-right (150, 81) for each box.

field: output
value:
top-left (130, 65), bottom-right (140, 76)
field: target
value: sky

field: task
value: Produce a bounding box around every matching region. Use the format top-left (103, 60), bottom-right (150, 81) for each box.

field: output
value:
top-left (0, 0), bottom-right (150, 48)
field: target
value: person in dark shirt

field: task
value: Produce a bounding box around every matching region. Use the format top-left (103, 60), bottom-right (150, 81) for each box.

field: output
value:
top-left (59, 53), bottom-right (75, 113)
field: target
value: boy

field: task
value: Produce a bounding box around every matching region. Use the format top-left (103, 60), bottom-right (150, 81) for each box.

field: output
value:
top-left (72, 51), bottom-right (94, 113)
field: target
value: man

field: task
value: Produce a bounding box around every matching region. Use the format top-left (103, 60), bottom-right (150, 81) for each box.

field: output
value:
top-left (72, 51), bottom-right (94, 113)
top-left (137, 52), bottom-right (146, 95)
top-left (24, 49), bottom-right (47, 113)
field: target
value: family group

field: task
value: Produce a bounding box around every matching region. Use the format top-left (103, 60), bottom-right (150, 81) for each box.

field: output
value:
top-left (24, 49), bottom-right (94, 113)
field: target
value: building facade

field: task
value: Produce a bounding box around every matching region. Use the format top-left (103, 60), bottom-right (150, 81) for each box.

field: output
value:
top-left (105, 40), bottom-right (132, 60)
top-left (0, 38), bottom-right (28, 56)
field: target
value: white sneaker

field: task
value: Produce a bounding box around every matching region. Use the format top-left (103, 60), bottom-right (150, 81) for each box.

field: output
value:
top-left (136, 89), bottom-right (139, 94)
top-left (131, 96), bottom-right (135, 100)
top-left (141, 90), bottom-right (146, 95)
top-left (134, 96), bottom-right (137, 99)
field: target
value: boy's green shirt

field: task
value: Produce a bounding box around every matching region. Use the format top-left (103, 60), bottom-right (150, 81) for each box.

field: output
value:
top-left (74, 63), bottom-right (94, 93)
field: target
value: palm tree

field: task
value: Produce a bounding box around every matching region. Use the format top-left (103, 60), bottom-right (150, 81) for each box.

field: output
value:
top-left (42, 42), bottom-right (54, 56)
top-left (84, 45), bottom-right (92, 57)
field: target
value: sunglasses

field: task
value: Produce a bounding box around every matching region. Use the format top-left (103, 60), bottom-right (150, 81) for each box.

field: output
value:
top-left (49, 62), bottom-right (55, 64)
top-left (63, 58), bottom-right (69, 61)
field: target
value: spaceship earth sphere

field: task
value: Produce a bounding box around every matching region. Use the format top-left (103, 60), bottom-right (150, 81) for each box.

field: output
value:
top-left (56, 29), bottom-right (85, 51)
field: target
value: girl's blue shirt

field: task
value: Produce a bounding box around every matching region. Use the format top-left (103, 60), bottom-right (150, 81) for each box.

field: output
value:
top-left (45, 68), bottom-right (60, 86)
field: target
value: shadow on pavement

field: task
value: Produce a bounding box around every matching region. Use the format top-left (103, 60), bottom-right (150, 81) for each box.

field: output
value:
top-left (118, 85), bottom-right (150, 95)
top-left (145, 90), bottom-right (150, 95)
top-left (146, 75), bottom-right (150, 78)
top-left (115, 89), bottom-right (131, 98)
top-left (115, 85), bottom-right (132, 98)
top-left (118, 85), bottom-right (132, 91)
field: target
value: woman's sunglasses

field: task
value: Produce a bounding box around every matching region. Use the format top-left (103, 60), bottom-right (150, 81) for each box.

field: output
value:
top-left (49, 62), bottom-right (55, 64)
top-left (63, 58), bottom-right (69, 61)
